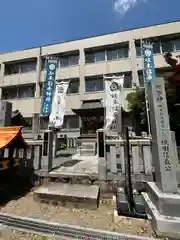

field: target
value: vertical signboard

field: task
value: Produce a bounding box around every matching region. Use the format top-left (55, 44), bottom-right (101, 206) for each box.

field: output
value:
top-left (41, 59), bottom-right (58, 116)
top-left (141, 41), bottom-right (178, 193)
top-left (142, 42), bottom-right (156, 84)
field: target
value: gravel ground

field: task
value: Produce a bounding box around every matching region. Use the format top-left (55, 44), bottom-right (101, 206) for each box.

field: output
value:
top-left (0, 229), bottom-right (53, 240)
top-left (0, 228), bottom-right (70, 239)
top-left (0, 191), bottom-right (158, 239)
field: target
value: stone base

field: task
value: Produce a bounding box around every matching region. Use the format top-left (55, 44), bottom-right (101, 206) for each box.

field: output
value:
top-left (142, 182), bottom-right (180, 239)
top-left (145, 182), bottom-right (180, 217)
top-left (34, 183), bottom-right (100, 210)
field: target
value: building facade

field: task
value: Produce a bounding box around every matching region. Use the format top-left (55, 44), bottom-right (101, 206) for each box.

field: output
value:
top-left (0, 21), bottom-right (180, 137)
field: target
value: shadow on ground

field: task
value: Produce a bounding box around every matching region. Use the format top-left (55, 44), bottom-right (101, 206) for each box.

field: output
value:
top-left (51, 159), bottom-right (82, 171)
top-left (0, 169), bottom-right (34, 206)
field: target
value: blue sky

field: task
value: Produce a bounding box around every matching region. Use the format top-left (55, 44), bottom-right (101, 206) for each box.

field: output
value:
top-left (0, 0), bottom-right (179, 53)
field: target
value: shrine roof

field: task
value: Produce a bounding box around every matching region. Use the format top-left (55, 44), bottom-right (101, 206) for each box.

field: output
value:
top-left (0, 126), bottom-right (28, 150)
top-left (80, 100), bottom-right (103, 110)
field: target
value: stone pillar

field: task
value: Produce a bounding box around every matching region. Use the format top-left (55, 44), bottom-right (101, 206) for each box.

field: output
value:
top-left (140, 42), bottom-right (180, 238)
top-left (97, 129), bottom-right (107, 181)
top-left (42, 130), bottom-right (53, 172)
top-left (32, 113), bottom-right (40, 137)
top-left (141, 75), bottom-right (180, 237)
top-left (147, 77), bottom-right (178, 193)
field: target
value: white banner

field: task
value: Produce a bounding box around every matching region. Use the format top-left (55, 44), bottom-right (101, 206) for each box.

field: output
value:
top-left (104, 75), bottom-right (124, 131)
top-left (49, 81), bottom-right (69, 129)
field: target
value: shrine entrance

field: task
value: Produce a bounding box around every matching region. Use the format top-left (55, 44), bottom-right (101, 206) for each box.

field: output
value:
top-left (82, 114), bottom-right (104, 135)
top-left (72, 100), bottom-right (104, 138)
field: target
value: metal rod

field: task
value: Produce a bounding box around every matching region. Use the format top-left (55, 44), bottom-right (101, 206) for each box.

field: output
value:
top-left (124, 127), bottom-right (134, 211)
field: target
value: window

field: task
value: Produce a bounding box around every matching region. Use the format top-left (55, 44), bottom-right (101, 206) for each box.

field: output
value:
top-left (106, 72), bottom-right (132, 88)
top-left (18, 85), bottom-right (35, 99)
top-left (85, 53), bottom-right (95, 63)
top-left (107, 47), bottom-right (129, 60)
top-left (135, 46), bottom-right (141, 57)
top-left (135, 41), bottom-right (161, 56)
top-left (2, 88), bottom-right (17, 100)
top-left (85, 77), bottom-right (104, 92)
top-left (85, 51), bottom-right (105, 63)
top-left (94, 51), bottom-right (105, 62)
top-left (69, 55), bottom-right (79, 66)
top-left (172, 39), bottom-right (180, 51)
top-left (5, 63), bottom-right (20, 75)
top-left (161, 40), bottom-right (174, 53)
top-left (153, 41), bottom-right (161, 54)
top-left (60, 56), bottom-right (69, 68)
top-left (67, 79), bottom-right (79, 94)
top-left (21, 60), bottom-right (36, 73)
top-left (135, 37), bottom-right (180, 56)
top-left (63, 115), bottom-right (79, 129)
top-left (1, 85), bottom-right (35, 100)
top-left (4, 60), bottom-right (37, 75)
top-left (118, 48), bottom-right (129, 58)
top-left (123, 73), bottom-right (132, 88)
top-left (60, 54), bottom-right (79, 67)
top-left (107, 49), bottom-right (118, 60)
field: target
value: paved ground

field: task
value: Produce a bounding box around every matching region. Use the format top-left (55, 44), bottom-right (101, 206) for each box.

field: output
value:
top-left (50, 157), bottom-right (98, 177)
top-left (34, 146), bottom-right (99, 179)
top-left (33, 148), bottom-right (77, 171)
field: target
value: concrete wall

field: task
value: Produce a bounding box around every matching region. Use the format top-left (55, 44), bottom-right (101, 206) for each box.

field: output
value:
top-left (0, 21), bottom-right (180, 118)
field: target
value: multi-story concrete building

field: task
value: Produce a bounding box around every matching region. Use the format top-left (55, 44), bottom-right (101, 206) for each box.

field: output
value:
top-left (0, 21), bottom-right (180, 137)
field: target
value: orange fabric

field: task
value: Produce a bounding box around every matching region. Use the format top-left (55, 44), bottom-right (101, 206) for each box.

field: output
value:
top-left (0, 126), bottom-right (23, 149)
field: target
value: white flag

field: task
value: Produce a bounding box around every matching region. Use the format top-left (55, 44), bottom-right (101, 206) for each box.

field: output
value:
top-left (104, 75), bottom-right (124, 131)
top-left (49, 81), bottom-right (69, 129)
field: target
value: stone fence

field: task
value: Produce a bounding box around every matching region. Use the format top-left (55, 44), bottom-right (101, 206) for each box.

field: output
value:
top-left (97, 133), bottom-right (180, 183)
top-left (12, 135), bottom-right (180, 184)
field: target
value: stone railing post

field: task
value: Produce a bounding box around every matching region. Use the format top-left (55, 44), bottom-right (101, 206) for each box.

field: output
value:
top-left (42, 130), bottom-right (53, 172)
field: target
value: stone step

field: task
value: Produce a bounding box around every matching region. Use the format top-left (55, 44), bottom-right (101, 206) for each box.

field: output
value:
top-left (80, 149), bottom-right (96, 156)
top-left (81, 142), bottom-right (96, 149)
top-left (76, 138), bottom-right (97, 145)
top-left (34, 183), bottom-right (100, 209)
